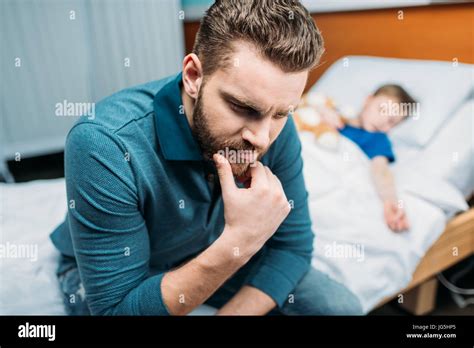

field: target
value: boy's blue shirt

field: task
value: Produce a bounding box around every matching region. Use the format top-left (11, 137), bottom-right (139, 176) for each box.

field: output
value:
top-left (340, 124), bottom-right (396, 162)
top-left (50, 72), bottom-right (314, 315)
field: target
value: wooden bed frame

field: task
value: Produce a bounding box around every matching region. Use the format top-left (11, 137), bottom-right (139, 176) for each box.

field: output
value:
top-left (184, 2), bottom-right (474, 315)
top-left (376, 207), bottom-right (474, 314)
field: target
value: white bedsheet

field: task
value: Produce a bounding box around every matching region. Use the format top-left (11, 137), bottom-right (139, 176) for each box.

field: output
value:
top-left (302, 132), bottom-right (468, 313)
top-left (0, 179), bottom-right (67, 315)
top-left (0, 179), bottom-right (217, 315)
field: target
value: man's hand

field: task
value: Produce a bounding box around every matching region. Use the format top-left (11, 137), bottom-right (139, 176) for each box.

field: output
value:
top-left (213, 153), bottom-right (291, 257)
top-left (383, 200), bottom-right (409, 232)
top-left (160, 154), bottom-right (291, 316)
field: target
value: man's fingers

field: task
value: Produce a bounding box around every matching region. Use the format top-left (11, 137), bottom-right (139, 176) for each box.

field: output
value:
top-left (249, 162), bottom-right (269, 188)
top-left (272, 172), bottom-right (285, 193)
top-left (213, 154), bottom-right (237, 196)
top-left (263, 166), bottom-right (274, 182)
top-left (267, 170), bottom-right (285, 197)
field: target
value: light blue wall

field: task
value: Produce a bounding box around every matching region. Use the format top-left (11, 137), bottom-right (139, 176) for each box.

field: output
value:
top-left (1, 0), bottom-right (185, 161)
top-left (181, 0), bottom-right (213, 21)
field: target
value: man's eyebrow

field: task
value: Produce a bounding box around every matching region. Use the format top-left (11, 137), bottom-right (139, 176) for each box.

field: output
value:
top-left (219, 90), bottom-right (291, 116)
top-left (220, 90), bottom-right (264, 114)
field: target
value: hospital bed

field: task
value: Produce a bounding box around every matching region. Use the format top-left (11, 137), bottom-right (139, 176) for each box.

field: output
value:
top-left (0, 56), bottom-right (472, 315)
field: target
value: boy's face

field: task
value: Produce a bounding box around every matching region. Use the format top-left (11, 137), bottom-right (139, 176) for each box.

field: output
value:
top-left (360, 94), bottom-right (405, 133)
top-left (190, 41), bottom-right (308, 177)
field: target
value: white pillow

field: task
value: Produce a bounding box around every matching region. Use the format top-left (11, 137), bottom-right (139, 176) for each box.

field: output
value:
top-left (411, 100), bottom-right (474, 198)
top-left (311, 56), bottom-right (473, 147)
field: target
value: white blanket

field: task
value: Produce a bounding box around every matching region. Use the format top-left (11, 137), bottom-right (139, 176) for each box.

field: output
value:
top-left (301, 132), bottom-right (468, 313)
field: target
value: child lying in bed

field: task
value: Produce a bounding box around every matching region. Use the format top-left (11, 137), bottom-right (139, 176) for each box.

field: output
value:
top-left (307, 84), bottom-right (417, 232)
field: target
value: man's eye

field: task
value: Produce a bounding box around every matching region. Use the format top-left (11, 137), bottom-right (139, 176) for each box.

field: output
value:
top-left (274, 113), bottom-right (288, 120)
top-left (229, 102), bottom-right (259, 117)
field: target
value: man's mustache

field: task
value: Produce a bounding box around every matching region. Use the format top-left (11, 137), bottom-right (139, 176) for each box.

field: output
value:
top-left (223, 140), bottom-right (255, 152)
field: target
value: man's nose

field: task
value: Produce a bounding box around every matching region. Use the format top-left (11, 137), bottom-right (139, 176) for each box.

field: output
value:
top-left (242, 118), bottom-right (271, 150)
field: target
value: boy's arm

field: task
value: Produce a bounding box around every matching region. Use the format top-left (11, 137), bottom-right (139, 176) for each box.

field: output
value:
top-left (371, 156), bottom-right (409, 232)
top-left (371, 156), bottom-right (397, 202)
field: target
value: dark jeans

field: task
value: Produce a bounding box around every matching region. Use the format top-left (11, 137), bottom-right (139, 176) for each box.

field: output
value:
top-left (57, 253), bottom-right (363, 316)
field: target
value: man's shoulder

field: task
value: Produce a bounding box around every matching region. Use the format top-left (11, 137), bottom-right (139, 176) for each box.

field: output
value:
top-left (70, 74), bottom-right (176, 135)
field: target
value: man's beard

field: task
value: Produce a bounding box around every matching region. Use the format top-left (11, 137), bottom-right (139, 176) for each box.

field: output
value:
top-left (191, 89), bottom-right (261, 178)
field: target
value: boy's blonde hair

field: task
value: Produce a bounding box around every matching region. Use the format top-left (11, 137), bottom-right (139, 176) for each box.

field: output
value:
top-left (374, 84), bottom-right (417, 117)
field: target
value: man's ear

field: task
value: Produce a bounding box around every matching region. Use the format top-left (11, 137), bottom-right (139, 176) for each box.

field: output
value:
top-left (182, 53), bottom-right (203, 100)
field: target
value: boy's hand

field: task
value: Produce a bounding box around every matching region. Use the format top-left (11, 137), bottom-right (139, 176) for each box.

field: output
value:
top-left (317, 105), bottom-right (344, 129)
top-left (383, 200), bottom-right (409, 232)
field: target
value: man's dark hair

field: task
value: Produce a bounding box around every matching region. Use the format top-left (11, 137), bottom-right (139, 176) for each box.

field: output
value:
top-left (193, 0), bottom-right (325, 76)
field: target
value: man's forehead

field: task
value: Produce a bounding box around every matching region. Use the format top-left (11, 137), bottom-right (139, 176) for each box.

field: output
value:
top-left (210, 41), bottom-right (307, 112)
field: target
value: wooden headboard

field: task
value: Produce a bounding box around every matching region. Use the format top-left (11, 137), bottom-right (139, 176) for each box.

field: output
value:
top-left (183, 3), bottom-right (473, 92)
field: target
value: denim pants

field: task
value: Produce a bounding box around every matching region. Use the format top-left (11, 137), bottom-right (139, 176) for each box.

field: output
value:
top-left (57, 253), bottom-right (363, 316)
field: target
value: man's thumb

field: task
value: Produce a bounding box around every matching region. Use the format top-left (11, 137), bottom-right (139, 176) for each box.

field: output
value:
top-left (213, 153), bottom-right (236, 195)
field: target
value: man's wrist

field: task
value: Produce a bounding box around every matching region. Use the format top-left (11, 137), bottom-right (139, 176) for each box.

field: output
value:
top-left (196, 225), bottom-right (252, 275)
top-left (161, 225), bottom-right (252, 315)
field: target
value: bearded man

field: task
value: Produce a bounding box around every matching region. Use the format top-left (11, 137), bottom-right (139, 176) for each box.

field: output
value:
top-left (50, 0), bottom-right (362, 316)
